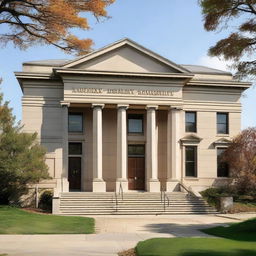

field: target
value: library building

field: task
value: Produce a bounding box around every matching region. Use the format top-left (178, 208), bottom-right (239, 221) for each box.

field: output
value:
top-left (15, 39), bottom-right (251, 214)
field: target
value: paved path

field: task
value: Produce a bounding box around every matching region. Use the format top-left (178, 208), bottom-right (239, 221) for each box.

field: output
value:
top-left (0, 213), bottom-right (255, 256)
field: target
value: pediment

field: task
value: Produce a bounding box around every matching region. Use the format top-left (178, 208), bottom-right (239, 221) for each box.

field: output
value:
top-left (63, 38), bottom-right (190, 74)
top-left (213, 138), bottom-right (232, 147)
top-left (180, 134), bottom-right (203, 145)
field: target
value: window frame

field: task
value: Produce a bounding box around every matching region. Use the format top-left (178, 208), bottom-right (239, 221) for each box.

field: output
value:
top-left (68, 112), bottom-right (83, 133)
top-left (127, 114), bottom-right (144, 134)
top-left (185, 146), bottom-right (198, 177)
top-left (217, 147), bottom-right (229, 178)
top-left (217, 112), bottom-right (229, 135)
top-left (185, 111), bottom-right (197, 133)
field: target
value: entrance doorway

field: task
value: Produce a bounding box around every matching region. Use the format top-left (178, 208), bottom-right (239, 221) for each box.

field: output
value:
top-left (68, 142), bottom-right (83, 191)
top-left (68, 157), bottom-right (81, 191)
top-left (128, 145), bottom-right (145, 190)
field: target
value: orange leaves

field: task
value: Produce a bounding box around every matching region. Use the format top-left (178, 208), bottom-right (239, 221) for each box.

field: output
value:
top-left (0, 0), bottom-right (115, 54)
top-left (66, 35), bottom-right (93, 55)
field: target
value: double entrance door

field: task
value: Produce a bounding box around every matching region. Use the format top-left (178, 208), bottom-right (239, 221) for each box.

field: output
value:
top-left (128, 145), bottom-right (145, 190)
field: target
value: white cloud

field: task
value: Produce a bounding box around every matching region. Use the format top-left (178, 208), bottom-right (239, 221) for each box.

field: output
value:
top-left (197, 55), bottom-right (233, 73)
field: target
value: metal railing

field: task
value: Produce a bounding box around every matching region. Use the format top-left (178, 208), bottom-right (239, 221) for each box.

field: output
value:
top-left (114, 192), bottom-right (118, 212)
top-left (179, 183), bottom-right (197, 198)
top-left (118, 182), bottom-right (124, 200)
top-left (161, 186), bottom-right (170, 212)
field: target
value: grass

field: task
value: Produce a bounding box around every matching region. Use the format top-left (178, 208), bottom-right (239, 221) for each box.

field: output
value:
top-left (136, 218), bottom-right (256, 256)
top-left (202, 217), bottom-right (256, 241)
top-left (0, 205), bottom-right (94, 234)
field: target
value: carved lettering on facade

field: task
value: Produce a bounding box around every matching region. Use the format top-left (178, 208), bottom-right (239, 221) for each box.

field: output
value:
top-left (72, 88), bottom-right (174, 97)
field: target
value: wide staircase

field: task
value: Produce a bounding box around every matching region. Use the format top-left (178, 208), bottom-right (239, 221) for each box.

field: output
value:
top-left (58, 192), bottom-right (217, 215)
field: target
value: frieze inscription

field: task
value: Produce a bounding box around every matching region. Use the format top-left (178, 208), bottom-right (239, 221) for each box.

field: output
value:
top-left (72, 88), bottom-right (174, 96)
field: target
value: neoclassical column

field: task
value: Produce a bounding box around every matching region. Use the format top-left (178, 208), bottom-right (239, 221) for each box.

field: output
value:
top-left (92, 104), bottom-right (106, 192)
top-left (166, 107), bottom-right (182, 191)
top-left (61, 102), bottom-right (70, 193)
top-left (116, 104), bottom-right (129, 192)
top-left (146, 105), bottom-right (160, 192)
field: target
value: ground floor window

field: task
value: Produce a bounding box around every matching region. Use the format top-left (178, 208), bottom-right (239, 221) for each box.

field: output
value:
top-left (217, 148), bottom-right (229, 177)
top-left (185, 146), bottom-right (197, 177)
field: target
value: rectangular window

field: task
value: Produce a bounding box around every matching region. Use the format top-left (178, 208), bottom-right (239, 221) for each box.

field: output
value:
top-left (69, 142), bottom-right (82, 155)
top-left (217, 113), bottom-right (229, 134)
top-left (68, 113), bottom-right (83, 133)
top-left (128, 145), bottom-right (145, 157)
top-left (128, 114), bottom-right (143, 134)
top-left (185, 112), bottom-right (197, 133)
top-left (185, 146), bottom-right (197, 177)
top-left (217, 148), bottom-right (229, 177)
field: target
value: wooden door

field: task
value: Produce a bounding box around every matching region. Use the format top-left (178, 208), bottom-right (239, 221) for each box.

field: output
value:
top-left (128, 157), bottom-right (145, 190)
top-left (68, 157), bottom-right (81, 191)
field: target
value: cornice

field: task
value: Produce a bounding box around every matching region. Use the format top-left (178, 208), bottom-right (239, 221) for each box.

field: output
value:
top-left (53, 68), bottom-right (194, 79)
top-left (187, 79), bottom-right (251, 89)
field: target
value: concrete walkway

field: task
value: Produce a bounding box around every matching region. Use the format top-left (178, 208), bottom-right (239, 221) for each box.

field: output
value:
top-left (0, 213), bottom-right (255, 256)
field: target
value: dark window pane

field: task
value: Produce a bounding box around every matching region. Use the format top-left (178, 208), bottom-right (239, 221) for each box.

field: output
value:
top-left (69, 143), bottom-right (82, 155)
top-left (128, 145), bottom-right (145, 156)
top-left (69, 113), bottom-right (83, 132)
top-left (185, 146), bottom-right (197, 177)
top-left (217, 113), bottom-right (228, 134)
top-left (128, 114), bottom-right (143, 133)
top-left (185, 112), bottom-right (196, 132)
top-left (217, 148), bottom-right (229, 177)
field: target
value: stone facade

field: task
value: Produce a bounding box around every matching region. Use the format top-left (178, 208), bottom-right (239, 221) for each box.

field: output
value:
top-left (15, 38), bottom-right (251, 196)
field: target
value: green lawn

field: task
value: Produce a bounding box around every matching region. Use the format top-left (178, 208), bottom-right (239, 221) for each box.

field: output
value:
top-left (0, 206), bottom-right (94, 234)
top-left (136, 218), bottom-right (256, 256)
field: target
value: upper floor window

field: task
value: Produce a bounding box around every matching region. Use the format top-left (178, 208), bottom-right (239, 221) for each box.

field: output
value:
top-left (128, 114), bottom-right (144, 134)
top-left (68, 113), bottom-right (83, 133)
top-left (217, 113), bottom-right (229, 134)
top-left (185, 112), bottom-right (197, 133)
top-left (217, 148), bottom-right (229, 177)
top-left (185, 146), bottom-right (197, 177)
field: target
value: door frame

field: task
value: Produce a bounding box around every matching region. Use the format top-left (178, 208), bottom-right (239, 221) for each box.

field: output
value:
top-left (127, 144), bottom-right (146, 191)
top-left (68, 141), bottom-right (83, 191)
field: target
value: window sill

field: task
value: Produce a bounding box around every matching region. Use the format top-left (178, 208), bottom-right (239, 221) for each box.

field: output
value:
top-left (184, 177), bottom-right (199, 181)
top-left (216, 134), bottom-right (229, 137)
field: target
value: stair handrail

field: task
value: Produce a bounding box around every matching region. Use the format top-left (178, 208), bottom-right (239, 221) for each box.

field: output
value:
top-left (160, 185), bottom-right (170, 212)
top-left (118, 182), bottom-right (124, 200)
top-left (179, 182), bottom-right (197, 197)
top-left (114, 192), bottom-right (118, 212)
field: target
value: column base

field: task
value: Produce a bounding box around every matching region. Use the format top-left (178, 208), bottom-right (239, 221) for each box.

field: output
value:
top-left (92, 180), bottom-right (106, 192)
top-left (166, 180), bottom-right (180, 192)
top-left (62, 178), bottom-right (69, 192)
top-left (147, 179), bottom-right (160, 192)
top-left (115, 179), bottom-right (128, 192)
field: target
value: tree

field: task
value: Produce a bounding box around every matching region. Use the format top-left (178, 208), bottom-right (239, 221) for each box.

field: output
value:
top-left (199, 0), bottom-right (256, 79)
top-left (223, 127), bottom-right (256, 195)
top-left (0, 0), bottom-right (115, 55)
top-left (0, 93), bottom-right (49, 204)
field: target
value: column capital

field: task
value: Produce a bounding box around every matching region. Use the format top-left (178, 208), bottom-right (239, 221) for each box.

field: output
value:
top-left (92, 103), bottom-right (105, 109)
top-left (117, 104), bottom-right (129, 109)
top-left (146, 105), bottom-right (158, 110)
top-left (60, 101), bottom-right (70, 107)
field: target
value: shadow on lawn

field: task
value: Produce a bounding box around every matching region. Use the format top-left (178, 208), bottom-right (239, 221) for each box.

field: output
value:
top-left (181, 249), bottom-right (256, 256)
top-left (142, 223), bottom-right (227, 237)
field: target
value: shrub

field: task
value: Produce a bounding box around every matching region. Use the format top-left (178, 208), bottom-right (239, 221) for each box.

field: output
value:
top-left (39, 190), bottom-right (53, 212)
top-left (200, 187), bottom-right (234, 207)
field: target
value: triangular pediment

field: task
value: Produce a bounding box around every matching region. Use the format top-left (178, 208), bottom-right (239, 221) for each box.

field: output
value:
top-left (63, 38), bottom-right (190, 74)
top-left (180, 134), bottom-right (203, 145)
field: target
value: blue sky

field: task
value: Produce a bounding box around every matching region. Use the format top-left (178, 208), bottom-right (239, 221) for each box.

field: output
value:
top-left (0, 0), bottom-right (255, 128)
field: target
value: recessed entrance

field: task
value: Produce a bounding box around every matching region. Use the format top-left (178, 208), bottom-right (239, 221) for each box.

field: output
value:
top-left (68, 157), bottom-right (82, 191)
top-left (128, 145), bottom-right (145, 190)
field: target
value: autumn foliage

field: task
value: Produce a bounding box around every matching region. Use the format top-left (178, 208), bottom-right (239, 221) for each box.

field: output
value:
top-left (199, 0), bottom-right (256, 79)
top-left (223, 127), bottom-right (256, 195)
top-left (0, 0), bottom-right (115, 55)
